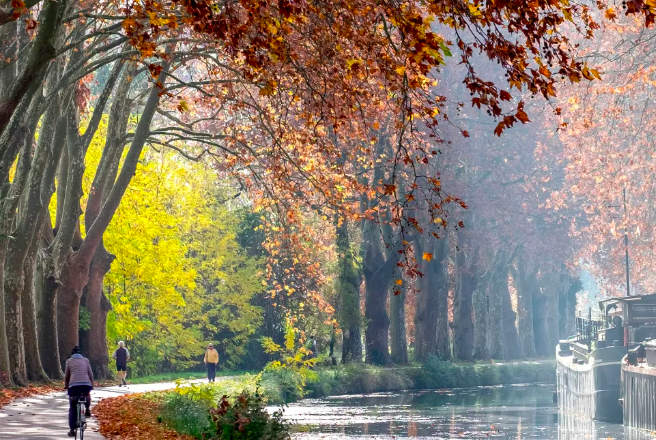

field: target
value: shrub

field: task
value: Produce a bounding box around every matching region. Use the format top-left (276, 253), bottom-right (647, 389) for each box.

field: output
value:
top-left (211, 391), bottom-right (290, 440)
top-left (160, 389), bottom-right (215, 438)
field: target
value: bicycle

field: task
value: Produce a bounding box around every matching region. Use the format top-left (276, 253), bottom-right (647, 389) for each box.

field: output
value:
top-left (72, 395), bottom-right (87, 439)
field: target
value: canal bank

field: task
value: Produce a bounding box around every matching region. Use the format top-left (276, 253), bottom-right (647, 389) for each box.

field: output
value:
top-left (294, 358), bottom-right (556, 404)
top-left (92, 359), bottom-right (557, 439)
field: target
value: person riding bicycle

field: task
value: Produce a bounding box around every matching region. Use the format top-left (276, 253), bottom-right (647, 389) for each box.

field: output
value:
top-left (64, 346), bottom-right (94, 437)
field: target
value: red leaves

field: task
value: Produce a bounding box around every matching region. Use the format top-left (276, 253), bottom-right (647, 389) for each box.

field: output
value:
top-left (493, 102), bottom-right (530, 136)
top-left (499, 90), bottom-right (512, 101)
top-left (624, 0), bottom-right (656, 27)
top-left (516, 107), bottom-right (530, 124)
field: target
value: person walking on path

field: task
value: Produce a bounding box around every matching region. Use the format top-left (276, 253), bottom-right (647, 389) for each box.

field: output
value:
top-left (204, 343), bottom-right (219, 382)
top-left (64, 346), bottom-right (94, 437)
top-left (112, 341), bottom-right (130, 387)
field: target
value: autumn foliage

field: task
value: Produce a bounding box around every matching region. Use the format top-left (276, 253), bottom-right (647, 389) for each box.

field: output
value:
top-left (94, 393), bottom-right (194, 440)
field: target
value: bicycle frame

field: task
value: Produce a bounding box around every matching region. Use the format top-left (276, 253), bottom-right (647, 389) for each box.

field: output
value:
top-left (75, 396), bottom-right (87, 439)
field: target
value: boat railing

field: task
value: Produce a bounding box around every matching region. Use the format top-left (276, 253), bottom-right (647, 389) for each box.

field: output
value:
top-left (575, 317), bottom-right (605, 347)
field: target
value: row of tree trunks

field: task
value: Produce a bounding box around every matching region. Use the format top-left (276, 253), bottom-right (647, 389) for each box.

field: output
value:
top-left (338, 218), bottom-right (581, 365)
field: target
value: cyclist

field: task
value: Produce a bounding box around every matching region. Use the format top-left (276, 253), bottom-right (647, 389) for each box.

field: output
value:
top-left (64, 346), bottom-right (94, 437)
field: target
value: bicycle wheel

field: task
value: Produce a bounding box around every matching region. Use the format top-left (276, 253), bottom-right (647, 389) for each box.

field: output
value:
top-left (77, 399), bottom-right (86, 440)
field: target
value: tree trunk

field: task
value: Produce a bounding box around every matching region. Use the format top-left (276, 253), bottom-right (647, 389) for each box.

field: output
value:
top-left (364, 270), bottom-right (392, 365)
top-left (0, 246), bottom-right (12, 386)
top-left (472, 284), bottom-right (489, 360)
top-left (79, 246), bottom-right (114, 379)
top-left (335, 217), bottom-right (363, 364)
top-left (516, 258), bottom-right (537, 357)
top-left (414, 237), bottom-right (447, 362)
top-left (36, 251), bottom-right (63, 379)
top-left (22, 240), bottom-right (49, 382)
top-left (436, 243), bottom-right (450, 360)
top-left (4, 262), bottom-right (28, 385)
top-left (543, 271), bottom-right (563, 354)
top-left (500, 271), bottom-right (521, 359)
top-left (56, 278), bottom-right (82, 368)
top-left (488, 261), bottom-right (505, 359)
top-left (561, 276), bottom-right (581, 339)
top-left (389, 283), bottom-right (408, 365)
top-left (454, 239), bottom-right (476, 360)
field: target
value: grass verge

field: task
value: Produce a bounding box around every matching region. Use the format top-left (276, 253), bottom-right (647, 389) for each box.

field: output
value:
top-left (126, 370), bottom-right (254, 384)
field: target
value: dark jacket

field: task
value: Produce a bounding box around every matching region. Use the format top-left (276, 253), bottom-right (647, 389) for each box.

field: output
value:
top-left (113, 347), bottom-right (129, 366)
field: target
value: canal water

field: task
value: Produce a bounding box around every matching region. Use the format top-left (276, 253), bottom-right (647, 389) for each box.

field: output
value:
top-left (284, 384), bottom-right (656, 439)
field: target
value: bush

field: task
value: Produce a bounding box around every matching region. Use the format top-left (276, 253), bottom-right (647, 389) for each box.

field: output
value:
top-left (211, 391), bottom-right (290, 440)
top-left (160, 390), bottom-right (215, 438)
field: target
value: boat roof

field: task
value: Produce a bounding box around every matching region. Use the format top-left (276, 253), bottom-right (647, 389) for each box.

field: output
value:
top-left (599, 294), bottom-right (656, 307)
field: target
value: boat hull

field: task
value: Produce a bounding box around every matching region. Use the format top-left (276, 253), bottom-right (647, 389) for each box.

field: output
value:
top-left (622, 363), bottom-right (656, 431)
top-left (556, 347), bottom-right (624, 422)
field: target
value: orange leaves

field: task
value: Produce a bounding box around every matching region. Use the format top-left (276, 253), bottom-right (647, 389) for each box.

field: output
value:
top-left (0, 384), bottom-right (61, 410)
top-left (605, 7), bottom-right (618, 21)
top-left (582, 66), bottom-right (602, 81)
top-left (259, 80), bottom-right (278, 96)
top-left (422, 252), bottom-right (433, 261)
top-left (516, 107), bottom-right (530, 124)
top-left (94, 394), bottom-right (194, 439)
top-left (493, 102), bottom-right (531, 136)
top-left (383, 184), bottom-right (397, 196)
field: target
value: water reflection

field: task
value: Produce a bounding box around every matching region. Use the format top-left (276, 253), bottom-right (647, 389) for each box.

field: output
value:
top-left (285, 384), bottom-right (656, 439)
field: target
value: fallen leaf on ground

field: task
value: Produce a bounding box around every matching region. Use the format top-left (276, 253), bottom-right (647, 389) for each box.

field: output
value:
top-left (0, 383), bottom-right (62, 409)
top-left (94, 393), bottom-right (194, 439)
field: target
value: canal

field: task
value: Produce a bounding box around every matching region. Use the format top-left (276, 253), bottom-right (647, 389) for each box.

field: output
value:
top-left (284, 384), bottom-right (656, 439)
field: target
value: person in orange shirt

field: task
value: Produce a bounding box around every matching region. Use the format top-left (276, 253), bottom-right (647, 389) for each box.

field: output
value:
top-left (204, 343), bottom-right (219, 382)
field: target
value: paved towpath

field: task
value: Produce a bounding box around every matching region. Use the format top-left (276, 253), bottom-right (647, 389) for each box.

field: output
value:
top-left (0, 379), bottom-right (213, 439)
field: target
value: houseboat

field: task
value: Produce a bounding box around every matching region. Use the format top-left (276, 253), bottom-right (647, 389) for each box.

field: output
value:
top-left (620, 296), bottom-right (656, 431)
top-left (556, 294), bottom-right (656, 422)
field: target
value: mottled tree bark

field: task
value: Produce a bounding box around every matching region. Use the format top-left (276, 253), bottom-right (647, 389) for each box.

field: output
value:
top-left (389, 268), bottom-right (408, 364)
top-left (335, 217), bottom-right (363, 364)
top-left (515, 255), bottom-right (537, 357)
top-left (560, 276), bottom-right (581, 339)
top-left (22, 237), bottom-right (49, 382)
top-left (36, 252), bottom-right (63, 379)
top-left (362, 218), bottom-right (398, 366)
top-left (0, 246), bottom-right (12, 386)
top-left (364, 269), bottom-right (392, 365)
top-left (472, 284), bottom-right (489, 360)
top-left (500, 272), bottom-right (521, 359)
top-left (454, 236), bottom-right (477, 361)
top-left (0, 0), bottom-right (63, 139)
top-left (79, 246), bottom-right (114, 378)
top-left (414, 237), bottom-right (448, 362)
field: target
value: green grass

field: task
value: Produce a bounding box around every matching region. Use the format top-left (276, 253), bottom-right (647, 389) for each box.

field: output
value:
top-left (126, 369), bottom-right (255, 384)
